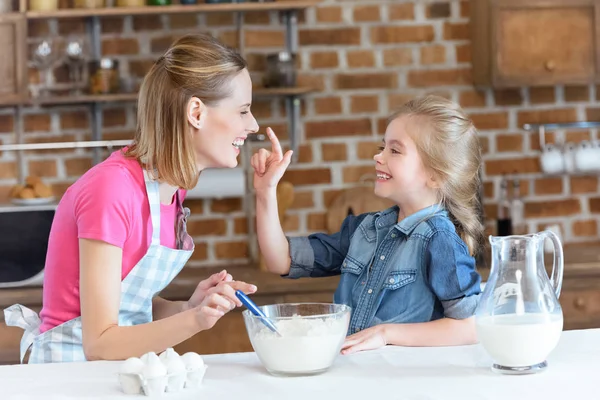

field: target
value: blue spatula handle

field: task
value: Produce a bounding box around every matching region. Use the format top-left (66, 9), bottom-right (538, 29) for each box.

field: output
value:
top-left (235, 290), bottom-right (281, 336)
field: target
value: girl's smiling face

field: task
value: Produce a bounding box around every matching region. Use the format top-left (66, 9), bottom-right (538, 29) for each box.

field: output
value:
top-left (374, 116), bottom-right (439, 212)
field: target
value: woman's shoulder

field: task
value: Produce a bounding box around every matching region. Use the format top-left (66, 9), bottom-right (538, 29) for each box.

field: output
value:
top-left (77, 150), bottom-right (142, 189)
top-left (64, 150), bottom-right (145, 209)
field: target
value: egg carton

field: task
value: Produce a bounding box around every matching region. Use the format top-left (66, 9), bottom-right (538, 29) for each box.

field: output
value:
top-left (118, 349), bottom-right (206, 396)
top-left (119, 365), bottom-right (207, 396)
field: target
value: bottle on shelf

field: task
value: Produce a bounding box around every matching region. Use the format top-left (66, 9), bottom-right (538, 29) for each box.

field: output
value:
top-left (510, 177), bottom-right (526, 235)
top-left (496, 175), bottom-right (512, 236)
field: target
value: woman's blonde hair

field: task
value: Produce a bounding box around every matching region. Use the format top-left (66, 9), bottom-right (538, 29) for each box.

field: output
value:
top-left (125, 33), bottom-right (247, 189)
top-left (388, 95), bottom-right (484, 256)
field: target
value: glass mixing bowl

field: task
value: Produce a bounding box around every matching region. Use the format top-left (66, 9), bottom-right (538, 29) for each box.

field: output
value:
top-left (242, 303), bottom-right (351, 376)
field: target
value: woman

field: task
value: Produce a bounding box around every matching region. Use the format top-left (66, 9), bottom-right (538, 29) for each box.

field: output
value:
top-left (4, 33), bottom-right (259, 363)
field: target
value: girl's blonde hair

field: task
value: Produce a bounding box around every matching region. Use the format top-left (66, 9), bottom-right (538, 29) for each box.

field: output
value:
top-left (125, 33), bottom-right (247, 189)
top-left (388, 95), bottom-right (484, 256)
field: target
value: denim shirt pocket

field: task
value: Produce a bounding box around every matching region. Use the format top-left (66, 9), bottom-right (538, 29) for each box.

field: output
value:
top-left (382, 269), bottom-right (417, 290)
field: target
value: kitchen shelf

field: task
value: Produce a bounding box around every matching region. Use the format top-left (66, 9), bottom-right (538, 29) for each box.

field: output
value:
top-left (0, 139), bottom-right (131, 151)
top-left (253, 86), bottom-right (315, 97)
top-left (17, 86), bottom-right (316, 106)
top-left (0, 203), bottom-right (57, 213)
top-left (524, 121), bottom-right (600, 151)
top-left (4, 0), bottom-right (314, 253)
top-left (30, 92), bottom-right (138, 106)
top-left (26, 0), bottom-right (320, 19)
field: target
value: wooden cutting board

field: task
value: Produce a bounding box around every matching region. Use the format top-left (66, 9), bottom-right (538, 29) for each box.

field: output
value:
top-left (325, 186), bottom-right (395, 234)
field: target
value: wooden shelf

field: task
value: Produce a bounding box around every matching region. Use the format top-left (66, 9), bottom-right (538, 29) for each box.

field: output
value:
top-left (16, 86), bottom-right (315, 106)
top-left (30, 92), bottom-right (138, 105)
top-left (26, 0), bottom-right (320, 19)
top-left (254, 86), bottom-right (315, 96)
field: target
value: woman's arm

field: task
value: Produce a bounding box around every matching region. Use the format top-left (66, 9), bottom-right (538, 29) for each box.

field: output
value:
top-left (152, 297), bottom-right (187, 320)
top-left (79, 238), bottom-right (234, 361)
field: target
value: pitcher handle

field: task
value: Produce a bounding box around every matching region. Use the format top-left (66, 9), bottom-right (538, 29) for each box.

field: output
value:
top-left (541, 230), bottom-right (564, 298)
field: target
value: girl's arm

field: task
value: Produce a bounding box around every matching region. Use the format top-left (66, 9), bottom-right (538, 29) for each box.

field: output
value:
top-left (252, 128), bottom-right (360, 278)
top-left (251, 128), bottom-right (293, 276)
top-left (341, 317), bottom-right (477, 355)
top-left (384, 317), bottom-right (477, 346)
top-left (79, 238), bottom-right (236, 361)
top-left (256, 187), bottom-right (291, 275)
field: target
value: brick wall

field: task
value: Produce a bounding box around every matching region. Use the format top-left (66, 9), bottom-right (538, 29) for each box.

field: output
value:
top-left (2, 0), bottom-right (600, 268)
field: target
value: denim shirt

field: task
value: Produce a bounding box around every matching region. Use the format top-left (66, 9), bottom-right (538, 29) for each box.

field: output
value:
top-left (286, 205), bottom-right (482, 335)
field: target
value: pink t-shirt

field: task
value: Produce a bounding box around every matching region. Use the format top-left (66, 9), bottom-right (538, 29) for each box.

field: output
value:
top-left (39, 149), bottom-right (185, 333)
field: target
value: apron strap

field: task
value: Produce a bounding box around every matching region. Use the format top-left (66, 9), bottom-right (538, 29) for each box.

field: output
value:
top-left (175, 190), bottom-right (192, 250)
top-left (143, 173), bottom-right (161, 247)
top-left (4, 304), bottom-right (41, 364)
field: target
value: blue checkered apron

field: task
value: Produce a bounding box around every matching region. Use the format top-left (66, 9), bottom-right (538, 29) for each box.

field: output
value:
top-left (4, 176), bottom-right (194, 363)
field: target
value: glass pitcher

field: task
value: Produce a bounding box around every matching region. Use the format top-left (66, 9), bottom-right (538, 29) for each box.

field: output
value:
top-left (475, 230), bottom-right (564, 375)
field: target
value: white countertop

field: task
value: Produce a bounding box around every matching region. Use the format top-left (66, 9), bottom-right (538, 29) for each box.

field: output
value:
top-left (1, 329), bottom-right (598, 399)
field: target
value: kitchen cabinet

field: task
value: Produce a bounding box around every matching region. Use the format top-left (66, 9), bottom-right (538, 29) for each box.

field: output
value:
top-left (0, 13), bottom-right (27, 105)
top-left (471, 0), bottom-right (600, 87)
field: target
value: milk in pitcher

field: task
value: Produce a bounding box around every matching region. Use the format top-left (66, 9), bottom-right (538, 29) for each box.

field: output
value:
top-left (476, 313), bottom-right (563, 367)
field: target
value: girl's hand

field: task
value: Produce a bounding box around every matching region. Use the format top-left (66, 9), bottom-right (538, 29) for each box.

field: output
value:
top-left (251, 127), bottom-right (293, 192)
top-left (187, 270), bottom-right (257, 311)
top-left (340, 325), bottom-right (388, 355)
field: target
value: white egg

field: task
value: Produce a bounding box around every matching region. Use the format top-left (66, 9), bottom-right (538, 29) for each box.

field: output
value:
top-left (142, 353), bottom-right (167, 379)
top-left (159, 348), bottom-right (180, 365)
top-left (164, 357), bottom-right (187, 393)
top-left (120, 357), bottom-right (144, 375)
top-left (181, 352), bottom-right (205, 371)
top-left (119, 357), bottom-right (144, 395)
top-left (119, 374), bottom-right (142, 395)
top-left (140, 351), bottom-right (157, 365)
top-left (164, 356), bottom-right (186, 374)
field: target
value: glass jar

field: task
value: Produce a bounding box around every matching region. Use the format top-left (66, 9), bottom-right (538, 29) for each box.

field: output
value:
top-left (74, 0), bottom-right (104, 8)
top-left (89, 58), bottom-right (120, 95)
top-left (29, 0), bottom-right (58, 11)
top-left (0, 0), bottom-right (12, 13)
top-left (147, 0), bottom-right (171, 5)
top-left (263, 52), bottom-right (297, 88)
top-left (115, 0), bottom-right (143, 6)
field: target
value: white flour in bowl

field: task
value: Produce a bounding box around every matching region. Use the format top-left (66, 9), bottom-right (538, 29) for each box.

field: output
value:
top-left (250, 315), bottom-right (348, 374)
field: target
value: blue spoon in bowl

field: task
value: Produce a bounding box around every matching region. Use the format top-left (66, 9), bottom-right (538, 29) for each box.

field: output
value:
top-left (235, 290), bottom-right (283, 337)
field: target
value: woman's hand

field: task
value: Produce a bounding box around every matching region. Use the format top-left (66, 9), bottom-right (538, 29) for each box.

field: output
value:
top-left (340, 325), bottom-right (388, 355)
top-left (251, 127), bottom-right (293, 192)
top-left (186, 270), bottom-right (257, 311)
top-left (193, 281), bottom-right (251, 331)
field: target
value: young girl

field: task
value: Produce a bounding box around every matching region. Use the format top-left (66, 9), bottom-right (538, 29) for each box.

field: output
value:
top-left (252, 95), bottom-right (483, 355)
top-left (5, 34), bottom-right (259, 363)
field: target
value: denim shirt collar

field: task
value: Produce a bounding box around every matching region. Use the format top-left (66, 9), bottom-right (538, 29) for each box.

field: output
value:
top-left (373, 204), bottom-right (447, 235)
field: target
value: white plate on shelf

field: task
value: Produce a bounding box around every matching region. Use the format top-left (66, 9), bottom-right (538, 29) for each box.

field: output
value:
top-left (11, 197), bottom-right (55, 206)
